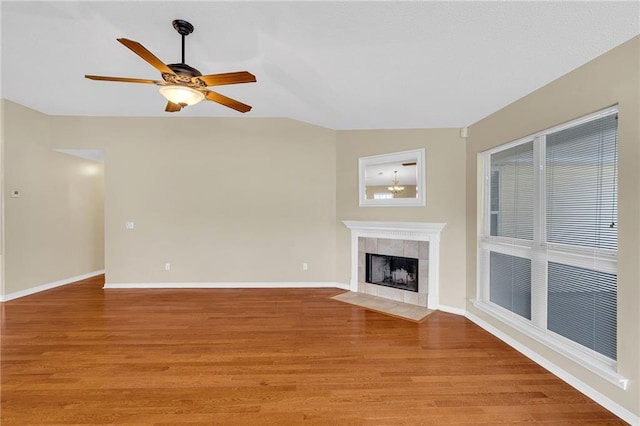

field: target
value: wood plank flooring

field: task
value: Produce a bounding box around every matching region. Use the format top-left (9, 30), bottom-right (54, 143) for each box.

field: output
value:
top-left (1, 275), bottom-right (626, 425)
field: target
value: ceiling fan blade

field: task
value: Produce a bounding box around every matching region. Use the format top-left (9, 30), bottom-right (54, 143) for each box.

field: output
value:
top-left (204, 90), bottom-right (252, 113)
top-left (198, 71), bottom-right (256, 87)
top-left (165, 101), bottom-right (182, 113)
top-left (117, 38), bottom-right (175, 75)
top-left (85, 75), bottom-right (162, 84)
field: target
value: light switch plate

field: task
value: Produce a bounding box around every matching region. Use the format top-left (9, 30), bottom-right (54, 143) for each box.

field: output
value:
top-left (125, 221), bottom-right (135, 230)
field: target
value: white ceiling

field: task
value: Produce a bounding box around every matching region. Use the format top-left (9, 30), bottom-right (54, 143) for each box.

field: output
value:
top-left (1, 1), bottom-right (638, 130)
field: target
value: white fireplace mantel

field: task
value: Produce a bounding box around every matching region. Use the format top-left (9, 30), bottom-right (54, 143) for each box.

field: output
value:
top-left (343, 221), bottom-right (446, 309)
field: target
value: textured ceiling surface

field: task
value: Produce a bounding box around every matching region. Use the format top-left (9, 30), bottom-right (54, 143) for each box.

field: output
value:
top-left (1, 1), bottom-right (638, 130)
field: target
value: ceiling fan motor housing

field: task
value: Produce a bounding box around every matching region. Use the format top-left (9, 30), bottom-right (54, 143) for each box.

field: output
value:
top-left (163, 64), bottom-right (204, 87)
top-left (167, 63), bottom-right (202, 77)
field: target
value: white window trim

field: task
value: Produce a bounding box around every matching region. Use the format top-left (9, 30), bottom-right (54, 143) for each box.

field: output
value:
top-left (482, 106), bottom-right (618, 157)
top-left (477, 105), bottom-right (626, 389)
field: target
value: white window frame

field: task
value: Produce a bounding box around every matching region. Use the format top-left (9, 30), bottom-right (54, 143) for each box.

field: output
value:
top-left (473, 106), bottom-right (628, 390)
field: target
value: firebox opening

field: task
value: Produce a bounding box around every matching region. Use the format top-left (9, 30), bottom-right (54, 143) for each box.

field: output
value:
top-left (365, 253), bottom-right (419, 292)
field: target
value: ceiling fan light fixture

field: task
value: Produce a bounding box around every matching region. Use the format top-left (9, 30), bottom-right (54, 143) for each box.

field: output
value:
top-left (159, 85), bottom-right (204, 106)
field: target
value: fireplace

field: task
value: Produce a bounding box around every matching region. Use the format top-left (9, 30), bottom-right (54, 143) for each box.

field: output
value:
top-left (343, 221), bottom-right (446, 309)
top-left (366, 254), bottom-right (418, 292)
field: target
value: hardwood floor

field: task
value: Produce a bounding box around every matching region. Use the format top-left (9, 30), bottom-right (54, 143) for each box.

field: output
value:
top-left (1, 275), bottom-right (626, 425)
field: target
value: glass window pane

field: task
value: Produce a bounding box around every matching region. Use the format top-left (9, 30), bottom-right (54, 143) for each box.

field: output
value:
top-left (490, 141), bottom-right (534, 239)
top-left (547, 262), bottom-right (617, 360)
top-left (490, 214), bottom-right (499, 236)
top-left (490, 171), bottom-right (500, 211)
top-left (546, 114), bottom-right (618, 250)
top-left (490, 252), bottom-right (531, 320)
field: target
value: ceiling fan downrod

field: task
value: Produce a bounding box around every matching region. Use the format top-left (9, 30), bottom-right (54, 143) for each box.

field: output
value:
top-left (166, 19), bottom-right (202, 79)
top-left (172, 19), bottom-right (194, 65)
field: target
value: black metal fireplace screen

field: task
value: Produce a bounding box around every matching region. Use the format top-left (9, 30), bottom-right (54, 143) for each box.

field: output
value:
top-left (365, 253), bottom-right (419, 292)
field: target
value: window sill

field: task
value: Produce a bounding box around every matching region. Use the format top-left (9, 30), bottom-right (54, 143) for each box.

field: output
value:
top-left (471, 299), bottom-right (628, 390)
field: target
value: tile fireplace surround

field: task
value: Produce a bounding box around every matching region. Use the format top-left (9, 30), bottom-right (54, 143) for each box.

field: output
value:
top-left (343, 221), bottom-right (446, 310)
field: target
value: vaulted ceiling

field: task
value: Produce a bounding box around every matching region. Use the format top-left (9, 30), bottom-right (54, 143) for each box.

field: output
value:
top-left (1, 1), bottom-right (638, 130)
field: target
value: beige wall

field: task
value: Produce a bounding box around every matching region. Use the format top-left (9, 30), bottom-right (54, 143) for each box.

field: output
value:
top-left (466, 36), bottom-right (640, 416)
top-left (49, 115), bottom-right (337, 284)
top-left (336, 129), bottom-right (467, 310)
top-left (3, 102), bottom-right (105, 295)
top-left (2, 104), bottom-right (465, 299)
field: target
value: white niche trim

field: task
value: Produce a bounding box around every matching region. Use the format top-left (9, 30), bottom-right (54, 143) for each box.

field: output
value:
top-left (343, 221), bottom-right (446, 310)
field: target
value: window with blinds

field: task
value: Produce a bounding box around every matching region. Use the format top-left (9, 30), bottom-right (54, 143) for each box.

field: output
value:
top-left (490, 142), bottom-right (534, 240)
top-left (547, 262), bottom-right (617, 360)
top-left (546, 113), bottom-right (618, 250)
top-left (479, 106), bottom-right (619, 370)
top-left (490, 252), bottom-right (531, 320)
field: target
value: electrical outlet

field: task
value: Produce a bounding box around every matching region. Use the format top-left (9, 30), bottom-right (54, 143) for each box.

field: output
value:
top-left (303, 263), bottom-right (308, 271)
top-left (165, 263), bottom-right (171, 271)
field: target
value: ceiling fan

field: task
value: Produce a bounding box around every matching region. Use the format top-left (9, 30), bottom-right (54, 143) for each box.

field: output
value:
top-left (85, 20), bottom-right (256, 113)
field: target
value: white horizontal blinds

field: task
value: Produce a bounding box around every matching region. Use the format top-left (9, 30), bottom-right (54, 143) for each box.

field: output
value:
top-left (546, 113), bottom-right (618, 250)
top-left (547, 262), bottom-right (617, 359)
top-left (490, 141), bottom-right (534, 239)
top-left (545, 112), bottom-right (618, 361)
top-left (490, 171), bottom-right (500, 235)
top-left (490, 252), bottom-right (532, 320)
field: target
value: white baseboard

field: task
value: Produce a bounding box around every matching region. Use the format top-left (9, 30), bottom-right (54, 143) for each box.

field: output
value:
top-left (104, 281), bottom-right (351, 290)
top-left (466, 311), bottom-right (640, 426)
top-left (437, 304), bottom-right (466, 316)
top-left (0, 270), bottom-right (105, 302)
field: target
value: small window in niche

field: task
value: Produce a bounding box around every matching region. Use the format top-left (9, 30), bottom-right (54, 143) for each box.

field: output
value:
top-left (374, 193), bottom-right (394, 200)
